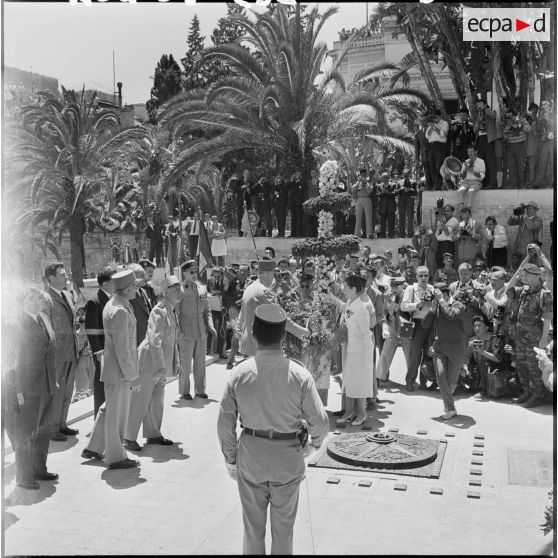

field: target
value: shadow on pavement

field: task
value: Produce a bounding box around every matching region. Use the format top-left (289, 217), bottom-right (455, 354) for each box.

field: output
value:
top-left (101, 467), bottom-right (147, 490)
top-left (434, 414), bottom-right (476, 429)
top-left (3, 461), bottom-right (16, 485)
top-left (47, 436), bottom-right (79, 454)
top-left (3, 510), bottom-right (19, 530)
top-left (139, 443), bottom-right (190, 464)
top-left (5, 482), bottom-right (56, 507)
top-left (170, 398), bottom-right (217, 409)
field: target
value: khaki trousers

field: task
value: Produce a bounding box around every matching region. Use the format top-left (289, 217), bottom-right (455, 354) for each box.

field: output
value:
top-left (125, 374), bottom-right (165, 441)
top-left (178, 338), bottom-right (206, 396)
top-left (50, 361), bottom-right (75, 430)
top-left (85, 382), bottom-right (131, 465)
top-left (354, 197), bottom-right (373, 237)
top-left (237, 433), bottom-right (305, 555)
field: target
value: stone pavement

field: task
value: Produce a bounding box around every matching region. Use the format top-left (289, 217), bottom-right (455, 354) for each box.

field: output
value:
top-left (3, 349), bottom-right (554, 555)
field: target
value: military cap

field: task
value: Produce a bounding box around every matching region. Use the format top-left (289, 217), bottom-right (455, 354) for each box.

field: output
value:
top-left (408, 249), bottom-right (419, 258)
top-left (381, 172), bottom-right (389, 178)
top-left (491, 269), bottom-right (506, 280)
top-left (252, 304), bottom-right (287, 343)
top-left (138, 258), bottom-right (155, 270)
top-left (472, 315), bottom-right (490, 326)
top-left (523, 263), bottom-right (543, 275)
top-left (181, 259), bottom-right (198, 272)
top-left (390, 276), bottom-right (406, 285)
top-left (258, 259), bottom-right (276, 272)
top-left (112, 270), bottom-right (140, 290)
top-left (375, 256), bottom-right (386, 263)
top-left (384, 249), bottom-right (393, 255)
top-left (212, 266), bottom-right (224, 273)
top-left (491, 266), bottom-right (506, 273)
top-left (231, 262), bottom-right (240, 268)
top-left (525, 201), bottom-right (539, 210)
top-left (443, 253), bottom-right (454, 260)
top-left (278, 257), bottom-right (289, 265)
top-left (162, 275), bottom-right (181, 290)
top-left (350, 254), bottom-right (360, 259)
top-left (475, 259), bottom-right (487, 268)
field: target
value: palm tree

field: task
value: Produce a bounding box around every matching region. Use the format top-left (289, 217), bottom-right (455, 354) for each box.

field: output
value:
top-left (158, 4), bottom-right (429, 192)
top-left (6, 88), bottom-right (147, 286)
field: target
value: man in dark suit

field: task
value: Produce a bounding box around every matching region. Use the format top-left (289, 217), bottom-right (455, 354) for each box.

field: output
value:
top-left (288, 171), bottom-right (305, 237)
top-left (13, 286), bottom-right (58, 489)
top-left (130, 264), bottom-right (155, 347)
top-left (138, 259), bottom-right (158, 308)
top-left (144, 215), bottom-right (164, 267)
top-left (85, 267), bottom-right (115, 418)
top-left (44, 262), bottom-right (78, 441)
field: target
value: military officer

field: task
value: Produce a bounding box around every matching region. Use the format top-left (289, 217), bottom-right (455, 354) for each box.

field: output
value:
top-left (236, 259), bottom-right (309, 356)
top-left (82, 270), bottom-right (142, 469)
top-left (218, 304), bottom-right (329, 555)
top-left (505, 261), bottom-right (553, 408)
top-left (177, 260), bottom-right (216, 399)
top-left (124, 276), bottom-right (182, 451)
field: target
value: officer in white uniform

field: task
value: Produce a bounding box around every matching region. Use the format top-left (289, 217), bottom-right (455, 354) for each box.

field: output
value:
top-left (218, 304), bottom-right (329, 555)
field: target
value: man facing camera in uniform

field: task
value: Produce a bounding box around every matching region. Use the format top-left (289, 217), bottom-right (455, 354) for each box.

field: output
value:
top-left (81, 270), bottom-right (142, 469)
top-left (177, 260), bottom-right (216, 400)
top-left (218, 304), bottom-right (329, 555)
top-left (236, 259), bottom-right (309, 357)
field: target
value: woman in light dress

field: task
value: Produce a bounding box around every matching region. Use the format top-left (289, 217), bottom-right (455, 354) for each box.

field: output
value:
top-left (330, 273), bottom-right (375, 426)
top-left (209, 215), bottom-right (227, 266)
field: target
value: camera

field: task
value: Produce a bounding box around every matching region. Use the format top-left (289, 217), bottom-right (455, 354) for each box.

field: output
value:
top-left (513, 203), bottom-right (525, 216)
top-left (459, 227), bottom-right (471, 239)
top-left (398, 247), bottom-right (407, 256)
top-left (495, 306), bottom-right (506, 322)
top-left (434, 197), bottom-right (445, 216)
top-left (527, 243), bottom-right (538, 256)
top-left (422, 292), bottom-right (434, 303)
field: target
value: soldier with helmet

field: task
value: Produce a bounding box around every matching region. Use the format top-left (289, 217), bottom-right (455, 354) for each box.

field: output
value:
top-left (218, 304), bottom-right (329, 555)
top-left (504, 259), bottom-right (553, 408)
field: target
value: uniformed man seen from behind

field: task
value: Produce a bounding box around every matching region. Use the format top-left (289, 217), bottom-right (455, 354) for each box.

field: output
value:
top-left (218, 304), bottom-right (329, 555)
top-left (177, 260), bottom-right (216, 400)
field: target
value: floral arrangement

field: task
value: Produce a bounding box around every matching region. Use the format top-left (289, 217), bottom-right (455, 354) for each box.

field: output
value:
top-left (291, 235), bottom-right (360, 258)
top-left (302, 193), bottom-right (353, 216)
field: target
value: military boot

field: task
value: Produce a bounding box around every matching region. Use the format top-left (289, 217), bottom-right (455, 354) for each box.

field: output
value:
top-left (515, 390), bottom-right (531, 404)
top-left (521, 396), bottom-right (545, 409)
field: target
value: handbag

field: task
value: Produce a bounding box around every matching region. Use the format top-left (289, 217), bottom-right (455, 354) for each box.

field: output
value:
top-left (398, 288), bottom-right (415, 338)
top-left (486, 367), bottom-right (511, 398)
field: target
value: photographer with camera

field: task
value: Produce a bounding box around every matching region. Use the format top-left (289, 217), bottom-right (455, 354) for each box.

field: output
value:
top-left (458, 145), bottom-right (485, 210)
top-left (507, 201), bottom-right (543, 268)
top-left (400, 266), bottom-right (436, 391)
top-left (434, 204), bottom-right (458, 266)
top-left (449, 107), bottom-right (476, 161)
top-left (352, 168), bottom-right (375, 239)
top-left (449, 262), bottom-right (483, 340)
top-left (503, 108), bottom-right (531, 189)
top-left (396, 169), bottom-right (417, 238)
top-left (474, 98), bottom-right (503, 189)
top-left (504, 259), bottom-right (553, 408)
top-left (534, 99), bottom-right (555, 188)
top-left (414, 117), bottom-right (432, 190)
top-left (481, 216), bottom-right (508, 268)
top-left (481, 268), bottom-right (508, 329)
top-left (412, 224), bottom-right (438, 280)
top-left (425, 110), bottom-right (449, 190)
top-left (377, 172), bottom-right (397, 238)
top-left (456, 207), bottom-right (483, 267)
top-left (434, 253), bottom-right (458, 286)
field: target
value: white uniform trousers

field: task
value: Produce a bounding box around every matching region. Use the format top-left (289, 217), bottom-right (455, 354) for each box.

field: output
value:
top-left (178, 338), bottom-right (206, 396)
top-left (237, 433), bottom-right (305, 555)
top-left (125, 374), bottom-right (165, 441)
top-left (85, 382), bottom-right (131, 465)
top-left (354, 197), bottom-right (373, 237)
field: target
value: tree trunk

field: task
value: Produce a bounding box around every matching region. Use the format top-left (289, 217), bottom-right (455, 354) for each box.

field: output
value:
top-left (518, 43), bottom-right (529, 110)
top-left (524, 43), bottom-right (536, 106)
top-left (405, 6), bottom-right (445, 111)
top-left (69, 214), bottom-right (85, 288)
top-left (491, 42), bottom-right (506, 117)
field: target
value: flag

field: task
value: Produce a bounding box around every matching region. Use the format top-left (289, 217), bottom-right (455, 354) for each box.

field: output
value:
top-left (197, 220), bottom-right (215, 282)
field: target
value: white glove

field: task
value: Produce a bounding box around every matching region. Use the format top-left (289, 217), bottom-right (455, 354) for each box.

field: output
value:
top-left (382, 327), bottom-right (390, 340)
top-left (226, 462), bottom-right (238, 481)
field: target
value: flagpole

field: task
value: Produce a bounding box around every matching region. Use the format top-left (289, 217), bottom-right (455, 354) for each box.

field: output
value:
top-left (245, 202), bottom-right (260, 262)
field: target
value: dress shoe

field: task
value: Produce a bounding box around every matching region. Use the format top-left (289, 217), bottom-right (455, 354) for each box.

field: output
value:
top-left (335, 415), bottom-right (355, 425)
top-left (196, 393), bottom-right (208, 399)
top-left (17, 480), bottom-right (40, 490)
top-left (418, 383), bottom-right (428, 391)
top-left (405, 381), bottom-right (414, 392)
top-left (50, 432), bottom-right (67, 442)
top-left (219, 354), bottom-right (228, 360)
top-left (520, 396), bottom-right (545, 409)
top-left (331, 409), bottom-right (345, 417)
top-left (515, 391), bottom-right (532, 405)
top-left (226, 363), bottom-right (234, 370)
top-left (146, 437), bottom-right (174, 446)
top-left (81, 449), bottom-right (102, 460)
top-left (123, 439), bottom-right (142, 452)
top-left (427, 383), bottom-right (438, 392)
top-left (59, 427), bottom-right (79, 436)
top-left (108, 458), bottom-right (139, 470)
top-left (181, 394), bottom-right (193, 400)
top-left (351, 416), bottom-right (368, 427)
top-left (35, 472), bottom-right (59, 481)
top-left (441, 410), bottom-right (457, 420)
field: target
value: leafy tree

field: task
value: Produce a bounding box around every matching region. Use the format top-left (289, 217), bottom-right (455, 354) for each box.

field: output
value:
top-left (181, 15), bottom-right (211, 91)
top-left (6, 88), bottom-right (146, 286)
top-left (159, 5), bottom-right (428, 192)
top-left (146, 54), bottom-right (183, 124)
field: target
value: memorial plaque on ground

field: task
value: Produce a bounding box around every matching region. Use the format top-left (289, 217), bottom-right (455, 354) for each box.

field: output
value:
top-left (309, 432), bottom-right (447, 479)
top-left (507, 449), bottom-right (553, 487)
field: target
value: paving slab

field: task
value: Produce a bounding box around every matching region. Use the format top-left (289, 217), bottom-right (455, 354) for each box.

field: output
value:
top-left (2, 348), bottom-right (553, 555)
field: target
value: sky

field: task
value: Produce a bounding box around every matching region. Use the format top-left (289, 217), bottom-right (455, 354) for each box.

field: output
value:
top-left (4, 1), bottom-right (372, 105)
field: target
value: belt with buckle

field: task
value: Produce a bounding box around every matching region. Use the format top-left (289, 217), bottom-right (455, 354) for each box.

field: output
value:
top-left (243, 428), bottom-right (298, 440)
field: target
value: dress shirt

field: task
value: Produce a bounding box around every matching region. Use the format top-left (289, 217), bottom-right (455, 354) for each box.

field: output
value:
top-left (400, 283), bottom-right (435, 318)
top-left (436, 216), bottom-right (459, 242)
top-left (426, 119), bottom-right (449, 143)
top-left (462, 157), bottom-right (486, 181)
top-left (485, 225), bottom-right (508, 249)
top-left (217, 349), bottom-right (329, 464)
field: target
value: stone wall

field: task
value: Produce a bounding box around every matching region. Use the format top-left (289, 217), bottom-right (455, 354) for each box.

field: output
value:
top-left (421, 189), bottom-right (554, 257)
